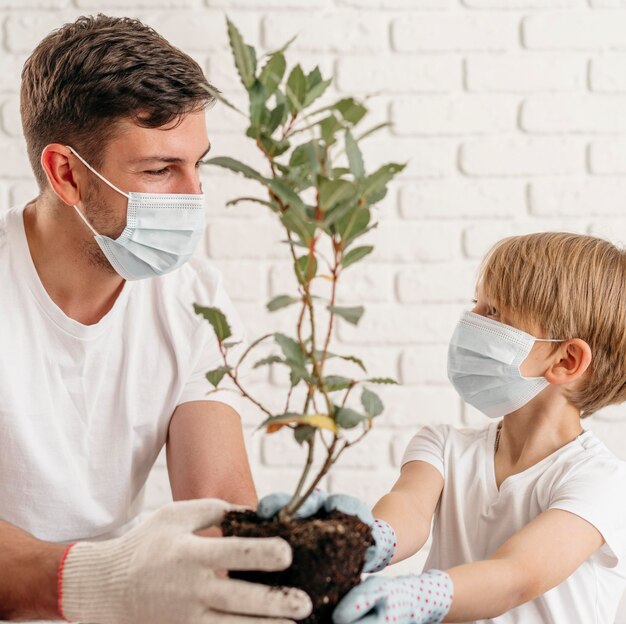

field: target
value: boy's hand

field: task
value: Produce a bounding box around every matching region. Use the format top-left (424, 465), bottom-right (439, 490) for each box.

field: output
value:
top-left (257, 490), bottom-right (397, 572)
top-left (333, 571), bottom-right (453, 624)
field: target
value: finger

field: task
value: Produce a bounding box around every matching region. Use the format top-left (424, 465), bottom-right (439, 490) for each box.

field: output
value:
top-left (184, 535), bottom-right (294, 571)
top-left (324, 494), bottom-right (374, 525)
top-left (257, 493), bottom-right (291, 519)
top-left (333, 613), bottom-right (381, 624)
top-left (205, 577), bottom-right (313, 620)
top-left (153, 498), bottom-right (249, 533)
top-left (293, 488), bottom-right (327, 519)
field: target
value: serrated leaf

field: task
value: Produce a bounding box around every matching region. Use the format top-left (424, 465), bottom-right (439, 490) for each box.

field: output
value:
top-left (339, 354), bottom-right (368, 373)
top-left (259, 52), bottom-right (286, 97)
top-left (366, 377), bottom-right (399, 385)
top-left (249, 80), bottom-right (267, 129)
top-left (345, 129), bottom-right (365, 179)
top-left (328, 305), bottom-right (364, 326)
top-left (361, 387), bottom-right (383, 418)
top-left (275, 333), bottom-right (305, 363)
top-left (360, 163), bottom-right (406, 203)
top-left (335, 406), bottom-right (368, 429)
top-left (222, 340), bottom-right (243, 349)
top-left (320, 114), bottom-right (342, 145)
top-left (226, 196), bottom-right (277, 211)
top-left (336, 207), bottom-right (371, 247)
top-left (267, 295), bottom-right (300, 312)
top-left (227, 18), bottom-right (256, 90)
top-left (206, 366), bottom-right (232, 388)
top-left (253, 355), bottom-right (284, 369)
top-left (341, 245), bottom-right (374, 269)
top-left (324, 375), bottom-right (355, 392)
top-left (194, 304), bottom-right (232, 342)
top-left (199, 83), bottom-right (246, 117)
top-left (335, 98), bottom-right (367, 125)
top-left (319, 179), bottom-right (357, 212)
top-left (304, 77), bottom-right (331, 108)
top-left (268, 102), bottom-right (287, 134)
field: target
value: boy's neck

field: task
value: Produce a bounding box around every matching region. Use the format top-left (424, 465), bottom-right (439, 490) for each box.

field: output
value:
top-left (497, 394), bottom-right (584, 468)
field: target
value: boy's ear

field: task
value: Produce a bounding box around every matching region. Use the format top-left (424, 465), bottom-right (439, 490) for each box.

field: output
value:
top-left (545, 339), bottom-right (592, 386)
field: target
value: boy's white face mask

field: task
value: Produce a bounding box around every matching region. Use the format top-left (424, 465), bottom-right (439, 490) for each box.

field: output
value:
top-left (67, 145), bottom-right (206, 281)
top-left (447, 311), bottom-right (563, 419)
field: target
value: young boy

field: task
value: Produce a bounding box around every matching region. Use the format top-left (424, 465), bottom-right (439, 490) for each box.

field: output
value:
top-left (333, 232), bottom-right (626, 624)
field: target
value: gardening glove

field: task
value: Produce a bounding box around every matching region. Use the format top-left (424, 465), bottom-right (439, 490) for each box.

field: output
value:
top-left (59, 498), bottom-right (313, 624)
top-left (258, 490), bottom-right (396, 572)
top-left (333, 571), bottom-right (453, 624)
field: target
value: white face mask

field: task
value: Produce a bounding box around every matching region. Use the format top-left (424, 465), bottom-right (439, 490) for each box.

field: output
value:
top-left (447, 311), bottom-right (564, 419)
top-left (67, 145), bottom-right (206, 281)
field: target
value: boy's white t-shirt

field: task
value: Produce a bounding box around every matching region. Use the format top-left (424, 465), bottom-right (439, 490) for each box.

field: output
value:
top-left (402, 421), bottom-right (626, 624)
top-left (0, 203), bottom-right (245, 546)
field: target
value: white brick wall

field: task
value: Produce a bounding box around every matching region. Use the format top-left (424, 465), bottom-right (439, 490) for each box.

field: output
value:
top-left (4, 1), bottom-right (626, 620)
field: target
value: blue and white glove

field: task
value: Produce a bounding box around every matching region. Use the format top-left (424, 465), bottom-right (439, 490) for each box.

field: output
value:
top-left (257, 490), bottom-right (397, 572)
top-left (333, 571), bottom-right (454, 624)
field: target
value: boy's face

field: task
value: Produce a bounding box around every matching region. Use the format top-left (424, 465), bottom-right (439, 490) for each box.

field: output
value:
top-left (78, 109), bottom-right (209, 240)
top-left (472, 281), bottom-right (560, 379)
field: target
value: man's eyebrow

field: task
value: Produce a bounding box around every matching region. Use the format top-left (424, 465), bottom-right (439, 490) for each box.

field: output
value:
top-left (131, 143), bottom-right (211, 165)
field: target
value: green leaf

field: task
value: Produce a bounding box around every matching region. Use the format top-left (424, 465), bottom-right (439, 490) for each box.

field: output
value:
top-left (304, 77), bottom-right (332, 108)
top-left (249, 80), bottom-right (267, 129)
top-left (236, 333), bottom-right (274, 368)
top-left (328, 305), bottom-right (364, 326)
top-left (259, 52), bottom-right (286, 97)
top-left (320, 115), bottom-right (343, 145)
top-left (199, 83), bottom-right (246, 117)
top-left (227, 18), bottom-right (256, 90)
top-left (319, 179), bottom-right (357, 212)
top-left (339, 355), bottom-right (368, 372)
top-left (294, 425), bottom-right (316, 445)
top-left (361, 387), bottom-right (383, 418)
top-left (258, 133), bottom-right (290, 158)
top-left (270, 34), bottom-right (297, 57)
top-left (286, 64), bottom-right (306, 114)
top-left (345, 129), bottom-right (365, 179)
top-left (366, 377), bottom-right (399, 385)
top-left (324, 375), bottom-right (354, 392)
top-left (355, 122), bottom-right (392, 142)
top-left (267, 102), bottom-right (287, 134)
top-left (275, 333), bottom-right (305, 364)
top-left (360, 163), bottom-right (406, 203)
top-left (267, 295), bottom-right (300, 312)
top-left (336, 207), bottom-right (371, 247)
top-left (282, 207), bottom-right (315, 245)
top-left (335, 406), bottom-right (368, 429)
top-left (253, 355), bottom-right (284, 369)
top-left (206, 366), bottom-right (232, 388)
top-left (335, 98), bottom-right (367, 125)
top-left (193, 304), bottom-right (233, 342)
top-left (295, 255), bottom-right (318, 285)
top-left (205, 156), bottom-right (266, 183)
top-left (342, 245), bottom-right (374, 269)
top-left (226, 196), bottom-right (277, 211)
top-left (268, 178), bottom-right (307, 212)
top-left (222, 340), bottom-right (242, 349)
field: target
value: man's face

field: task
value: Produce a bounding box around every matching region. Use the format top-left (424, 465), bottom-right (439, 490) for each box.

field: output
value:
top-left (79, 109), bottom-right (209, 272)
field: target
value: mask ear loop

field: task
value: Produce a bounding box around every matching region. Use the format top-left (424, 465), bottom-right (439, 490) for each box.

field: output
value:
top-left (72, 204), bottom-right (100, 237)
top-left (65, 145), bottom-right (130, 199)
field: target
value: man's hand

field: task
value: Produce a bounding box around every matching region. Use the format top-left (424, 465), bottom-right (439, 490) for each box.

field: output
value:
top-left (258, 490), bottom-right (397, 573)
top-left (332, 571), bottom-right (453, 624)
top-left (59, 499), bottom-right (312, 624)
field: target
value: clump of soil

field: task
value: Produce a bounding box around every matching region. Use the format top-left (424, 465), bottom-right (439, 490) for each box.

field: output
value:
top-left (221, 509), bottom-right (372, 624)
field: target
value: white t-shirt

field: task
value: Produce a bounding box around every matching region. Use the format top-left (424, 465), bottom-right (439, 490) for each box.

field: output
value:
top-left (0, 203), bottom-right (245, 545)
top-left (402, 421), bottom-right (626, 623)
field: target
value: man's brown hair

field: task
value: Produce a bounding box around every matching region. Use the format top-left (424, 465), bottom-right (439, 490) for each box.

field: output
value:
top-left (479, 232), bottom-right (626, 417)
top-left (20, 14), bottom-right (214, 192)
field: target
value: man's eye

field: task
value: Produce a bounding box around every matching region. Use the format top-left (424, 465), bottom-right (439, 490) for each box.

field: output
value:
top-left (146, 168), bottom-right (169, 176)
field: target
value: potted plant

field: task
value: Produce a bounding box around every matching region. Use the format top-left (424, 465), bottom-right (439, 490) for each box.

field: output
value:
top-left (194, 19), bottom-right (404, 624)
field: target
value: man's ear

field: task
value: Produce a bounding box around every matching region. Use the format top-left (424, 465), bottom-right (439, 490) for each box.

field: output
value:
top-left (545, 339), bottom-right (592, 386)
top-left (40, 144), bottom-right (82, 206)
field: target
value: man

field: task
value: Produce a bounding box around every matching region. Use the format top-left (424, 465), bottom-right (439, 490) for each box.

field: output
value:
top-left (0, 13), bottom-right (311, 623)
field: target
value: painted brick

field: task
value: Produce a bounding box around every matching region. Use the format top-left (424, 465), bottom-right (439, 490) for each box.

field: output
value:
top-left (338, 0), bottom-right (451, 7)
top-left (262, 13), bottom-right (386, 53)
top-left (523, 12), bottom-right (626, 50)
top-left (400, 180), bottom-right (526, 219)
top-left (589, 139), bottom-right (626, 174)
top-left (207, 219), bottom-right (286, 259)
top-left (590, 56), bottom-right (626, 92)
top-left (337, 56), bottom-right (461, 94)
top-left (1, 95), bottom-right (21, 138)
top-left (392, 14), bottom-right (519, 52)
top-left (393, 96), bottom-right (517, 136)
top-left (400, 346), bottom-right (451, 386)
top-left (466, 54), bottom-right (585, 92)
top-left (464, 0), bottom-right (583, 6)
top-left (530, 178), bottom-right (626, 216)
top-left (522, 95), bottom-right (626, 133)
top-left (336, 303), bottom-right (465, 345)
top-left (460, 138), bottom-right (583, 176)
top-left (396, 262), bottom-right (480, 304)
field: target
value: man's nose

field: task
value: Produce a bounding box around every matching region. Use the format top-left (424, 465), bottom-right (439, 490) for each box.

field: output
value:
top-left (175, 170), bottom-right (203, 195)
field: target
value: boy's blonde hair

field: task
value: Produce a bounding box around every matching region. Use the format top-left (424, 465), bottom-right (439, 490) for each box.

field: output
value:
top-left (480, 232), bottom-right (626, 418)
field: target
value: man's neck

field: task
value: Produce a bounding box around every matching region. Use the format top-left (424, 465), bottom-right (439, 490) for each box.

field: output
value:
top-left (23, 197), bottom-right (126, 325)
